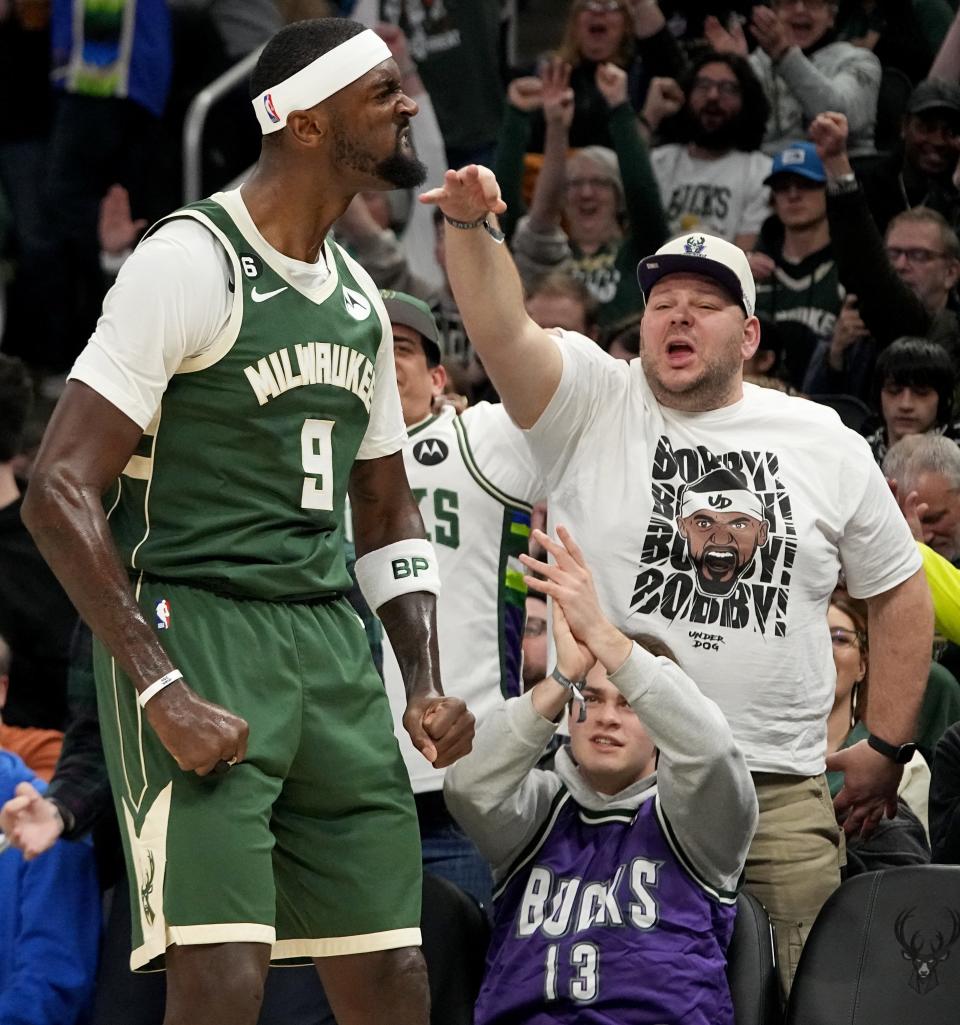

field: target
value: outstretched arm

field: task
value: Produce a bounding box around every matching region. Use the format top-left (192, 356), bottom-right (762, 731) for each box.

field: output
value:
top-left (22, 383), bottom-right (248, 776)
top-left (350, 453), bottom-right (474, 767)
top-left (527, 59), bottom-right (574, 233)
top-left (420, 166), bottom-right (563, 428)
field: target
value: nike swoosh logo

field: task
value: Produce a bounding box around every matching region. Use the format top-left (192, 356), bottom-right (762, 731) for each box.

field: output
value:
top-left (250, 286), bottom-right (288, 303)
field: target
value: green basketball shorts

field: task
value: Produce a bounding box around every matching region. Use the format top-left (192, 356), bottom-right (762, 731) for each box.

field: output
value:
top-left (93, 578), bottom-right (422, 971)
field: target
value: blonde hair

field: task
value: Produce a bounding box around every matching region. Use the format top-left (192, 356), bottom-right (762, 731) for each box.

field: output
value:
top-left (556, 0), bottom-right (636, 68)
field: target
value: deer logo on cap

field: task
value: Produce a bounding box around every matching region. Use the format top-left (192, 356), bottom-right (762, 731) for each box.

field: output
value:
top-left (683, 235), bottom-right (707, 256)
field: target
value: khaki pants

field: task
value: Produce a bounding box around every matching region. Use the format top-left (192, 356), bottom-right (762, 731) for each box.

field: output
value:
top-left (743, 773), bottom-right (845, 997)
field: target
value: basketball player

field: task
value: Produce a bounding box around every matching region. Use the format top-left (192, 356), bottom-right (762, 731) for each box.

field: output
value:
top-left (422, 164), bottom-right (932, 991)
top-left (380, 289), bottom-right (543, 904)
top-left (445, 526), bottom-right (758, 1024)
top-left (20, 20), bottom-right (473, 1025)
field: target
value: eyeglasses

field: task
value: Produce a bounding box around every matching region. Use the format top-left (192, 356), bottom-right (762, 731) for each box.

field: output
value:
top-left (566, 176), bottom-right (617, 192)
top-left (885, 246), bottom-right (950, 265)
top-left (772, 0), bottom-right (831, 10)
top-left (691, 76), bottom-right (741, 98)
top-left (580, 0), bottom-right (623, 12)
top-left (830, 627), bottom-right (863, 649)
top-left (524, 618), bottom-right (547, 637)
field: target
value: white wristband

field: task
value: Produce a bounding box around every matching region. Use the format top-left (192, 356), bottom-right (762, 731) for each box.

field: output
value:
top-left (139, 670), bottom-right (183, 708)
top-left (354, 539), bottom-right (441, 613)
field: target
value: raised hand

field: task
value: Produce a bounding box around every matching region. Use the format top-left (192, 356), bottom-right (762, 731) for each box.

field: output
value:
top-left (98, 184), bottom-right (148, 256)
top-left (144, 680), bottom-right (249, 776)
top-left (809, 111), bottom-right (852, 175)
top-left (419, 165), bottom-right (507, 223)
top-left (403, 693), bottom-right (475, 768)
top-left (750, 5), bottom-right (791, 61)
top-left (703, 14), bottom-right (748, 56)
top-left (746, 251), bottom-right (776, 282)
top-left (507, 75), bottom-right (544, 114)
top-left (540, 58), bottom-right (574, 129)
top-left (828, 295), bottom-right (869, 368)
top-left (596, 61), bottom-right (629, 109)
top-left (642, 76), bottom-right (685, 131)
top-left (0, 782), bottom-right (64, 860)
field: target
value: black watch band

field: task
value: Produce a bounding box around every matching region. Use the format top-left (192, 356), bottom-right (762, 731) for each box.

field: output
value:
top-left (867, 732), bottom-right (917, 764)
top-left (442, 212), bottom-right (505, 245)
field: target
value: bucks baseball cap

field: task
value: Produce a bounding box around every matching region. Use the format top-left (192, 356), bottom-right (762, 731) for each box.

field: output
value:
top-left (763, 141), bottom-right (826, 186)
top-left (907, 78), bottom-right (960, 119)
top-left (380, 290), bottom-right (442, 366)
top-left (636, 233), bottom-right (756, 317)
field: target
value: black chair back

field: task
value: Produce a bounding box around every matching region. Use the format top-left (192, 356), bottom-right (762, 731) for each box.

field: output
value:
top-left (727, 890), bottom-right (783, 1025)
top-left (786, 866), bottom-right (960, 1025)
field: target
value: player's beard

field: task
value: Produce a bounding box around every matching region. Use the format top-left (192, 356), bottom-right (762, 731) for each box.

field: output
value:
top-left (687, 106), bottom-right (739, 152)
top-left (332, 117), bottom-right (427, 189)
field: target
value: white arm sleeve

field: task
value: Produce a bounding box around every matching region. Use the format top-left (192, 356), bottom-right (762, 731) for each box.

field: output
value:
top-left (68, 220), bottom-right (232, 428)
top-left (342, 253), bottom-right (407, 461)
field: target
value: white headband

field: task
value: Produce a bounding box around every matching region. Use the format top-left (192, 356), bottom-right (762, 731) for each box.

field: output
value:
top-left (679, 489), bottom-right (765, 521)
top-left (253, 29), bottom-right (392, 135)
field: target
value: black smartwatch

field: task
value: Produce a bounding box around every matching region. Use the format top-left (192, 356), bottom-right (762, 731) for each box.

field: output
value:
top-left (867, 732), bottom-right (917, 764)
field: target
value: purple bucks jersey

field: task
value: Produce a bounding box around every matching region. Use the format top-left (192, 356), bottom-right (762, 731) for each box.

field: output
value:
top-left (474, 789), bottom-right (738, 1025)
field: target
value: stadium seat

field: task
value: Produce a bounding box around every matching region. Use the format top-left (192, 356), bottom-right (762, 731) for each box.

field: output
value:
top-left (786, 866), bottom-right (960, 1025)
top-left (808, 394), bottom-right (874, 433)
top-left (420, 872), bottom-right (490, 1025)
top-left (727, 890), bottom-right (783, 1025)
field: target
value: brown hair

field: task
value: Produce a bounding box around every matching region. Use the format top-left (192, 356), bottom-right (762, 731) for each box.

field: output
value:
top-left (830, 593), bottom-right (869, 722)
top-left (555, 0), bottom-right (636, 69)
top-left (627, 630), bottom-right (680, 666)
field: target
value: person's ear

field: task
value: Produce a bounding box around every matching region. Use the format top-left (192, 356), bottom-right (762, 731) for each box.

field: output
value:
top-left (430, 363), bottom-right (448, 398)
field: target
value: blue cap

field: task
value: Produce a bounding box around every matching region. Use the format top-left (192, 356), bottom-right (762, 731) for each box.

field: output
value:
top-left (763, 141), bottom-right (826, 186)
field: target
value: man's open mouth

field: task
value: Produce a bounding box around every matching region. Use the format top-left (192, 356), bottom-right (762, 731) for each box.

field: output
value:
top-left (703, 548), bottom-right (737, 579)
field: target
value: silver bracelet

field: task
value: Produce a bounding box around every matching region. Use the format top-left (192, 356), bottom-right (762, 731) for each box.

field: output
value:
top-left (139, 669), bottom-right (183, 708)
top-left (550, 667), bottom-right (587, 723)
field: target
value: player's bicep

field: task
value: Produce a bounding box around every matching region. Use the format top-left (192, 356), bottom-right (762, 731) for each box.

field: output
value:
top-left (30, 381), bottom-right (145, 502)
top-left (349, 452), bottom-right (424, 556)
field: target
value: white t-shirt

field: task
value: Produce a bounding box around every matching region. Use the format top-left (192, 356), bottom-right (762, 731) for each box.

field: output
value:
top-left (650, 145), bottom-right (773, 243)
top-left (525, 332), bottom-right (921, 775)
top-left (382, 403), bottom-right (544, 792)
top-left (69, 189), bottom-right (405, 460)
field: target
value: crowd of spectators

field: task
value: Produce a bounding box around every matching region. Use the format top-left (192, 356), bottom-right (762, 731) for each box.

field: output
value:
top-left (2, 0), bottom-right (960, 1023)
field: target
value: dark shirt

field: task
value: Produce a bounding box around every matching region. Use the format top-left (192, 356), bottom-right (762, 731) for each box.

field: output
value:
top-left (858, 149), bottom-right (960, 237)
top-left (0, 495), bottom-right (77, 729)
top-left (931, 721), bottom-right (960, 865)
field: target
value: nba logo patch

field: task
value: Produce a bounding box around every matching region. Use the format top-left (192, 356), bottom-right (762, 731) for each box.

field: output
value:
top-left (155, 599), bottom-right (172, 631)
top-left (263, 93), bottom-right (280, 124)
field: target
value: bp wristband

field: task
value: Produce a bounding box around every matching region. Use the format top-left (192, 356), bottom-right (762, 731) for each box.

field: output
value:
top-left (354, 538), bottom-right (441, 613)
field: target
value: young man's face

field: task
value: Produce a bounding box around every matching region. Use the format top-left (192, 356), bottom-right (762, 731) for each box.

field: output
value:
top-left (885, 220), bottom-right (960, 314)
top-left (521, 596), bottom-right (548, 688)
top-left (568, 662), bottom-right (656, 796)
top-left (330, 60), bottom-right (426, 191)
top-left (676, 508), bottom-right (769, 596)
top-left (880, 382), bottom-right (939, 445)
top-left (393, 324), bottom-right (445, 426)
top-left (770, 175), bottom-right (827, 230)
top-left (902, 111), bottom-right (960, 178)
top-left (639, 273), bottom-right (758, 410)
top-left (688, 61), bottom-right (742, 144)
top-left (573, 0), bottom-right (629, 62)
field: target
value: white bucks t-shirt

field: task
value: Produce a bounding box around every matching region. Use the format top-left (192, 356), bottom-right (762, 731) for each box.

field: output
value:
top-left (526, 332), bottom-right (921, 775)
top-left (651, 145), bottom-right (772, 242)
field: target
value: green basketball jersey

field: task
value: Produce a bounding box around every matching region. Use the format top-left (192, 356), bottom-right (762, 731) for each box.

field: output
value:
top-left (106, 194), bottom-right (394, 601)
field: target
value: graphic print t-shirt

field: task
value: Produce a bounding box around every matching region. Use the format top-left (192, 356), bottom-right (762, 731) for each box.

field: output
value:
top-left (525, 332), bottom-right (921, 774)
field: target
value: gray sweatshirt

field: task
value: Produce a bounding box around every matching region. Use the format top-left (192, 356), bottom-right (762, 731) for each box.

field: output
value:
top-left (444, 644), bottom-right (758, 894)
top-left (750, 42), bottom-right (881, 157)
